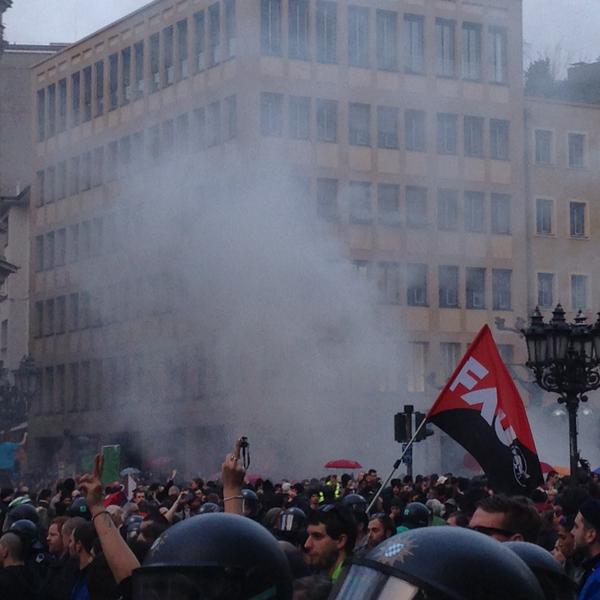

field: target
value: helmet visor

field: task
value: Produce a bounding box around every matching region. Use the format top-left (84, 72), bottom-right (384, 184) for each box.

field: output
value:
top-left (132, 568), bottom-right (279, 600)
top-left (332, 565), bottom-right (421, 600)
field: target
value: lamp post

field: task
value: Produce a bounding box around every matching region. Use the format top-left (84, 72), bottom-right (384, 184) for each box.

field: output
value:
top-left (522, 305), bottom-right (600, 482)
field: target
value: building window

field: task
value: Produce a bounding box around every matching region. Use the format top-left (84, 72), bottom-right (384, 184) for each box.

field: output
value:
top-left (260, 92), bottom-right (283, 137)
top-left (224, 0), bottom-right (236, 59)
top-left (224, 95), bottom-right (237, 141)
top-left (492, 269), bottom-right (512, 310)
top-left (440, 342), bottom-right (461, 380)
top-left (83, 66), bottom-right (92, 122)
top-left (69, 363), bottom-right (79, 412)
top-left (462, 22), bottom-right (482, 80)
top-left (568, 133), bottom-right (585, 168)
top-left (405, 109), bottom-right (425, 152)
top-left (537, 272), bottom-right (554, 308)
top-left (464, 191), bottom-right (484, 233)
top-left (47, 84), bottom-right (56, 137)
top-left (92, 147), bottom-right (104, 187)
top-left (35, 236), bottom-right (44, 272)
top-left (94, 60), bottom-right (104, 117)
top-left (81, 152), bottom-right (92, 191)
top-left (404, 14), bottom-right (424, 74)
top-left (408, 342), bottom-right (428, 393)
top-left (56, 229), bottom-right (66, 267)
top-left (122, 47), bottom-right (132, 104)
top-left (439, 265), bottom-right (459, 308)
top-left (572, 275), bottom-right (588, 310)
top-left (489, 26), bottom-right (507, 84)
top-left (134, 41), bottom-right (145, 97)
top-left (261, 0), bottom-right (282, 56)
top-left (56, 364), bottom-right (66, 413)
top-left (208, 3), bottom-right (221, 66)
top-left (192, 108), bottom-right (205, 150)
top-left (176, 20), bottom-right (189, 80)
top-left (435, 18), bottom-right (456, 77)
top-left (58, 79), bottom-right (67, 132)
top-left (36, 171), bottom-right (45, 206)
top-left (491, 194), bottom-right (511, 234)
top-left (377, 106), bottom-right (398, 149)
top-left (406, 186), bottom-right (427, 229)
top-left (464, 116), bottom-right (484, 157)
top-left (317, 99), bottom-right (337, 143)
top-left (56, 161), bottom-right (66, 200)
top-left (70, 157), bottom-right (80, 196)
top-left (316, 178), bottom-right (338, 221)
top-left (348, 181), bottom-right (372, 225)
top-left (437, 113), bottom-right (458, 154)
top-left (289, 96), bottom-right (310, 140)
top-left (150, 33), bottom-right (160, 92)
top-left (377, 262), bottom-right (401, 304)
top-left (536, 198), bottom-right (553, 235)
top-left (490, 119), bottom-right (509, 160)
top-left (45, 232), bottom-right (55, 271)
top-left (45, 299), bottom-right (55, 336)
top-left (71, 72), bottom-right (80, 126)
top-left (376, 9), bottom-right (398, 71)
top-left (352, 260), bottom-right (369, 279)
top-left (535, 129), bottom-right (553, 165)
top-left (109, 53), bottom-right (118, 109)
top-left (37, 89), bottom-right (45, 141)
top-left (207, 101), bottom-right (221, 147)
top-left (378, 183), bottom-right (400, 226)
top-left (407, 264), bottom-right (428, 306)
top-left (289, 0), bottom-right (309, 60)
top-left (348, 5), bottom-right (369, 68)
top-left (45, 367), bottom-right (55, 413)
top-left (163, 26), bottom-right (175, 85)
top-left (34, 302), bottom-right (44, 338)
top-left (46, 167), bottom-right (55, 203)
top-left (349, 103), bottom-right (371, 146)
top-left (466, 267), bottom-right (485, 309)
top-left (570, 201), bottom-right (586, 237)
top-left (437, 189), bottom-right (458, 231)
top-left (316, 0), bottom-right (337, 64)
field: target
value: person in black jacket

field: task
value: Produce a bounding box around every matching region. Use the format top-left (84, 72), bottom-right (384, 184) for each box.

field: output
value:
top-left (0, 531), bottom-right (41, 599)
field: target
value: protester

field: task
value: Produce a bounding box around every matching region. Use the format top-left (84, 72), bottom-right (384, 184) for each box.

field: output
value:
top-left (572, 499), bottom-right (600, 599)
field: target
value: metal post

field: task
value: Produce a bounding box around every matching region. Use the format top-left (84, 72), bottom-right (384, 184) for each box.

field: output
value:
top-left (566, 394), bottom-right (579, 484)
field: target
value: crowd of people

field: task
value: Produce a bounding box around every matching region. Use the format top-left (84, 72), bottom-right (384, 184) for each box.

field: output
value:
top-left (0, 440), bottom-right (598, 599)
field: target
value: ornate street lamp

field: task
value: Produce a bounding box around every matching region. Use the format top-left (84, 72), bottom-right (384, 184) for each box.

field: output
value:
top-left (522, 305), bottom-right (600, 482)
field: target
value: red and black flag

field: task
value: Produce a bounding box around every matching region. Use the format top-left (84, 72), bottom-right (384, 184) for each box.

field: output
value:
top-left (427, 325), bottom-right (543, 494)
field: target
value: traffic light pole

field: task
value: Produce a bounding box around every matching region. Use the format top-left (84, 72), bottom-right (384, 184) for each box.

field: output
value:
top-left (366, 417), bottom-right (428, 514)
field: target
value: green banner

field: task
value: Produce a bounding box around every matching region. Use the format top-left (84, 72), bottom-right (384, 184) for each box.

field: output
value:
top-left (101, 445), bottom-right (121, 484)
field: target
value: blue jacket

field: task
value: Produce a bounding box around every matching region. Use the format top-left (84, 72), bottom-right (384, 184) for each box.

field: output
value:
top-left (580, 560), bottom-right (600, 600)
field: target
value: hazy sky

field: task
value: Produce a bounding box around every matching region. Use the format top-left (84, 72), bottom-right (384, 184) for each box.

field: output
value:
top-left (4, 0), bottom-right (600, 69)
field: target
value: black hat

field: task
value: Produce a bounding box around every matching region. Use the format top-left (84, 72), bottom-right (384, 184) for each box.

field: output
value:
top-left (579, 498), bottom-right (600, 530)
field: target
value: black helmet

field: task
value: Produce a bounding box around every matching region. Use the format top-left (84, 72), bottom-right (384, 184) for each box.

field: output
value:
top-left (402, 501), bottom-right (430, 529)
top-left (505, 541), bottom-right (576, 600)
top-left (198, 502), bottom-right (221, 514)
top-left (67, 497), bottom-right (91, 520)
top-left (3, 502), bottom-right (39, 531)
top-left (9, 519), bottom-right (45, 560)
top-left (331, 527), bottom-right (544, 600)
top-left (125, 515), bottom-right (144, 542)
top-left (278, 507), bottom-right (307, 533)
top-left (241, 488), bottom-right (260, 519)
top-left (132, 513), bottom-right (292, 600)
top-left (341, 494), bottom-right (367, 515)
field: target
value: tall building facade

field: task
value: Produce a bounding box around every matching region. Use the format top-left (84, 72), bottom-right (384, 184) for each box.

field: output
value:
top-left (28, 0), bottom-right (592, 476)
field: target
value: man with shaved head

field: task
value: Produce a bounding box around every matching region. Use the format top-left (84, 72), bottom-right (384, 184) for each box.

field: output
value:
top-left (0, 531), bottom-right (40, 598)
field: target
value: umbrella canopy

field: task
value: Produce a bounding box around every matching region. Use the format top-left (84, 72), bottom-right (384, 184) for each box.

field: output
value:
top-left (324, 459), bottom-right (362, 469)
top-left (120, 467), bottom-right (141, 477)
top-left (540, 462), bottom-right (554, 474)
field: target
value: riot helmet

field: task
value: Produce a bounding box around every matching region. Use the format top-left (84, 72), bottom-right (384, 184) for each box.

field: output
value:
top-left (277, 507), bottom-right (307, 546)
top-left (505, 541), bottom-right (576, 600)
top-left (198, 502), bottom-right (221, 514)
top-left (241, 488), bottom-right (260, 519)
top-left (132, 513), bottom-right (292, 600)
top-left (401, 502), bottom-right (430, 529)
top-left (342, 494), bottom-right (368, 516)
top-left (330, 526), bottom-right (544, 600)
top-left (3, 501), bottom-right (38, 532)
top-left (67, 497), bottom-right (92, 520)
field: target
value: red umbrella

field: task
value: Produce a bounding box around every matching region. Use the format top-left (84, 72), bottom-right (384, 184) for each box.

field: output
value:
top-left (325, 459), bottom-right (362, 469)
top-left (540, 461), bottom-right (554, 474)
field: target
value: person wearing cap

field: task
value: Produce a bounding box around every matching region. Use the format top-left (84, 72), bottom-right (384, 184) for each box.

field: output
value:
top-left (572, 498), bottom-right (600, 599)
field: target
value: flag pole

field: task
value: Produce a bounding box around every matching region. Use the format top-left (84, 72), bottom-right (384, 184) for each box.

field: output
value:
top-left (366, 417), bottom-right (428, 514)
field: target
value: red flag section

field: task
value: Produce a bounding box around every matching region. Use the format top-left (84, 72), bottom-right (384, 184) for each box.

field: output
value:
top-left (427, 325), bottom-right (543, 494)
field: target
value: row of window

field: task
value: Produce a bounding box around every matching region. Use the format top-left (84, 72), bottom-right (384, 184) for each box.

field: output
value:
top-left (352, 262), bottom-right (513, 310)
top-left (261, 0), bottom-right (508, 84)
top-left (36, 95), bottom-right (237, 206)
top-left (534, 129), bottom-right (587, 169)
top-left (536, 272), bottom-right (590, 311)
top-left (36, 0), bottom-right (236, 141)
top-left (535, 198), bottom-right (589, 238)
top-left (316, 179), bottom-right (511, 234)
top-left (36, 351), bottom-right (209, 416)
top-left (261, 93), bottom-right (511, 159)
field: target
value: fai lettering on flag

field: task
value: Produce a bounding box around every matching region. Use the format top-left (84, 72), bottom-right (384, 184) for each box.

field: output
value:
top-left (427, 325), bottom-right (543, 493)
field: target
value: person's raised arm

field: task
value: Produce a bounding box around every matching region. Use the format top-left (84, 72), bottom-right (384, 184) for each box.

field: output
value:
top-left (80, 454), bottom-right (140, 583)
top-left (164, 491), bottom-right (186, 524)
top-left (222, 438), bottom-right (245, 516)
top-left (19, 432), bottom-right (27, 447)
